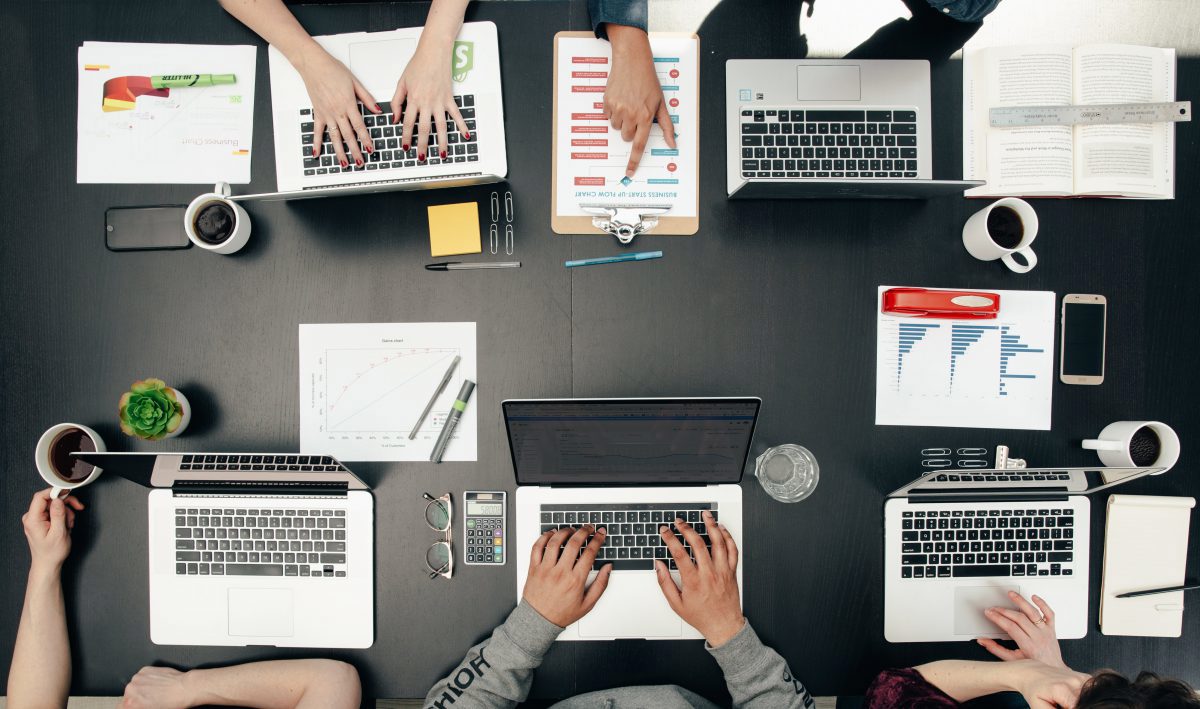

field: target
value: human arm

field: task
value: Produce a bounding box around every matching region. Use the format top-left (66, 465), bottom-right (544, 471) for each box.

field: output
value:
top-left (217, 0), bottom-right (378, 167)
top-left (120, 660), bottom-right (360, 709)
top-left (977, 591), bottom-right (1067, 668)
top-left (914, 659), bottom-right (1088, 708)
top-left (655, 512), bottom-right (813, 708)
top-left (391, 0), bottom-right (470, 163)
top-left (423, 525), bottom-right (612, 708)
top-left (7, 490), bottom-right (84, 709)
top-left (601, 23), bottom-right (676, 177)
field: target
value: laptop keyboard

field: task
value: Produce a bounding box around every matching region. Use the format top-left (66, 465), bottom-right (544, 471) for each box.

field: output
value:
top-left (927, 472), bottom-right (1074, 483)
top-left (300, 96), bottom-right (479, 177)
top-left (175, 506), bottom-right (348, 578)
top-left (899, 507), bottom-right (1075, 580)
top-left (539, 503), bottom-right (717, 571)
top-left (740, 108), bottom-right (918, 179)
top-left (179, 454), bottom-right (342, 472)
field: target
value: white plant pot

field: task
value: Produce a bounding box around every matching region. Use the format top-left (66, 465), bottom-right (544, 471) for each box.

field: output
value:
top-left (162, 388), bottom-right (191, 439)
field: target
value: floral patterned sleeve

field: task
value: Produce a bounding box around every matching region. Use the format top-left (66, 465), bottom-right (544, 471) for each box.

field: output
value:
top-left (864, 668), bottom-right (961, 709)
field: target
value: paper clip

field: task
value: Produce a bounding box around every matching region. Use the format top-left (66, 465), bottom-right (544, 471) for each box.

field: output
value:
top-left (921, 448), bottom-right (951, 457)
top-left (504, 191), bottom-right (514, 223)
top-left (957, 447), bottom-right (987, 456)
top-left (489, 223), bottom-right (499, 255)
top-left (504, 224), bottom-right (513, 256)
top-left (957, 459), bottom-right (988, 468)
top-left (490, 192), bottom-right (500, 223)
top-left (922, 459), bottom-right (952, 468)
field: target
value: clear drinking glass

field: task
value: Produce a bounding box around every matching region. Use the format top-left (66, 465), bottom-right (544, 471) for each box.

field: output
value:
top-left (754, 444), bottom-right (819, 503)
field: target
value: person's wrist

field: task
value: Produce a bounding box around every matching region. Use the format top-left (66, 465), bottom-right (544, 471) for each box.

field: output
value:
top-left (289, 39), bottom-right (329, 74)
top-left (181, 668), bottom-right (208, 706)
top-left (703, 613), bottom-right (746, 648)
top-left (29, 559), bottom-right (64, 583)
top-left (606, 24), bottom-right (650, 59)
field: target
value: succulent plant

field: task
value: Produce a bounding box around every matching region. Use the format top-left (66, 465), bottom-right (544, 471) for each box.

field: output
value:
top-left (119, 378), bottom-right (184, 440)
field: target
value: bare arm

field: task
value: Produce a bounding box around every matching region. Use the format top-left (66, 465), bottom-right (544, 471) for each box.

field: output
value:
top-left (121, 660), bottom-right (360, 709)
top-left (915, 660), bottom-right (1088, 708)
top-left (391, 0), bottom-right (470, 161)
top-left (216, 0), bottom-right (322, 67)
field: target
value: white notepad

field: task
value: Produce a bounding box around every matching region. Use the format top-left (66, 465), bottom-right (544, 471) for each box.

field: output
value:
top-left (1100, 494), bottom-right (1195, 637)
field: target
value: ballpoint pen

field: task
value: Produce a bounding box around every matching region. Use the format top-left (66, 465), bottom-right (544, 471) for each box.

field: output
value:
top-left (564, 251), bottom-right (663, 268)
top-left (1115, 582), bottom-right (1200, 599)
top-left (430, 380), bottom-right (475, 463)
top-left (409, 355), bottom-right (460, 440)
top-left (426, 261), bottom-right (520, 270)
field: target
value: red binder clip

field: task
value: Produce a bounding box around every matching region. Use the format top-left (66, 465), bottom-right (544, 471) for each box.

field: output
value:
top-left (882, 288), bottom-right (1000, 319)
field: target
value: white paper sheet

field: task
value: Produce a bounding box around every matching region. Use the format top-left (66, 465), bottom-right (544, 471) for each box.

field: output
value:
top-left (875, 286), bottom-right (1055, 430)
top-left (554, 36), bottom-right (698, 217)
top-left (77, 42), bottom-right (256, 184)
top-left (299, 323), bottom-right (477, 462)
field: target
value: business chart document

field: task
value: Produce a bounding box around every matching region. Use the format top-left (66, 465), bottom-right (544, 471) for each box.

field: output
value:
top-left (299, 322), bottom-right (477, 462)
top-left (552, 34), bottom-right (698, 230)
top-left (77, 42), bottom-right (256, 184)
top-left (875, 286), bottom-right (1055, 430)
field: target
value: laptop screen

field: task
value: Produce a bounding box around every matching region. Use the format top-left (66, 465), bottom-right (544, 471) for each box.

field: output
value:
top-left (503, 398), bottom-right (761, 486)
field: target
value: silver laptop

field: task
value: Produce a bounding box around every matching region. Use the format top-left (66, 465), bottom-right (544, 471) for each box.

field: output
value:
top-left (884, 465), bottom-right (1164, 643)
top-left (725, 59), bottom-right (982, 198)
top-left (508, 398), bottom-right (759, 640)
top-left (253, 21), bottom-right (507, 201)
top-left (76, 452), bottom-right (374, 648)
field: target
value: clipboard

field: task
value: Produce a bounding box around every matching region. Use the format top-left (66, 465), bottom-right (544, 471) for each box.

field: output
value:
top-left (551, 31), bottom-right (699, 240)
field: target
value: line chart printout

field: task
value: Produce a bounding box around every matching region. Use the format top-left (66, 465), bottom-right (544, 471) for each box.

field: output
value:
top-left (875, 286), bottom-right (1055, 430)
top-left (299, 322), bottom-right (477, 461)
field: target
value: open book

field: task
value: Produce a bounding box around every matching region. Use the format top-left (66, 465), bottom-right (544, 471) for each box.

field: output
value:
top-left (964, 44), bottom-right (1176, 198)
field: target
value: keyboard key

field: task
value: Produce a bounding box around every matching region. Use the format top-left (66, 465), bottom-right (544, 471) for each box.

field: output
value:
top-left (953, 565), bottom-right (1009, 577)
top-left (226, 564), bottom-right (284, 576)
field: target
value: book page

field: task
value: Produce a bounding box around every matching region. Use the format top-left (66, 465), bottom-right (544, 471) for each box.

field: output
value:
top-left (964, 46), bottom-right (1074, 197)
top-left (1073, 45), bottom-right (1175, 198)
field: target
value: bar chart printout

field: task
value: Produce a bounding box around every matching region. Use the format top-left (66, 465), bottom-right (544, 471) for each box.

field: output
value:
top-left (875, 286), bottom-right (1055, 430)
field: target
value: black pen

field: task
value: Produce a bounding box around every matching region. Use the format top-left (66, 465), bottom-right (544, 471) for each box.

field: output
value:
top-left (1115, 582), bottom-right (1200, 599)
top-left (425, 261), bottom-right (521, 271)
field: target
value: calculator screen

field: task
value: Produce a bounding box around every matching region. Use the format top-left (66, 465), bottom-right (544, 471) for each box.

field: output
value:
top-left (468, 501), bottom-right (502, 517)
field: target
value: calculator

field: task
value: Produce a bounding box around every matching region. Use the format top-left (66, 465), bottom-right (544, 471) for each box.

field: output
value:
top-left (464, 491), bottom-right (506, 565)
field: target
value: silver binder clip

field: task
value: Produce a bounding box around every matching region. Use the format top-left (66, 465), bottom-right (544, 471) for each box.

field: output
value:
top-left (579, 204), bottom-right (672, 245)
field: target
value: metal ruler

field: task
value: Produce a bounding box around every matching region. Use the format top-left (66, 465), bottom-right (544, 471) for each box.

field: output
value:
top-left (989, 101), bottom-right (1191, 127)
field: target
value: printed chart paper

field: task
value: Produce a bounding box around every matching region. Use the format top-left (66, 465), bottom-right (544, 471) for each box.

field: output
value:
top-left (77, 42), bottom-right (256, 184)
top-left (299, 323), bottom-right (477, 462)
top-left (875, 287), bottom-right (1055, 430)
top-left (554, 36), bottom-right (698, 218)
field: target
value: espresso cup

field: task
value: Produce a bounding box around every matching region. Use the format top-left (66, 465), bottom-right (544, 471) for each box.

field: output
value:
top-left (35, 423), bottom-right (106, 499)
top-left (185, 182), bottom-right (251, 255)
top-left (1083, 420), bottom-right (1180, 474)
top-left (962, 198), bottom-right (1038, 273)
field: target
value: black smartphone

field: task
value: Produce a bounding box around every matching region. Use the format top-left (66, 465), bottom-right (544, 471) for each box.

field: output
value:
top-left (105, 206), bottom-right (191, 251)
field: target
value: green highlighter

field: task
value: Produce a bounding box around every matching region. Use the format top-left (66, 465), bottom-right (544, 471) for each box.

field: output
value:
top-left (150, 74), bottom-right (237, 89)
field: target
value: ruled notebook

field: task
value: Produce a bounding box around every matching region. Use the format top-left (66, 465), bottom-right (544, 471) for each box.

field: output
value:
top-left (1100, 494), bottom-right (1195, 637)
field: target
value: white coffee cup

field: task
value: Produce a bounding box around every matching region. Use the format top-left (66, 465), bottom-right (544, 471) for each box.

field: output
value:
top-left (1082, 420), bottom-right (1180, 474)
top-left (35, 423), bottom-right (107, 499)
top-left (185, 182), bottom-right (251, 254)
top-left (962, 197), bottom-right (1038, 273)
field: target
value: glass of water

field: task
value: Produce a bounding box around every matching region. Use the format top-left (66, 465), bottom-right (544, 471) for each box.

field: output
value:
top-left (754, 444), bottom-right (819, 503)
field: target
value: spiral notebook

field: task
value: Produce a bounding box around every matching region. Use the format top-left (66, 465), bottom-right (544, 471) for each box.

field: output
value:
top-left (1100, 494), bottom-right (1195, 637)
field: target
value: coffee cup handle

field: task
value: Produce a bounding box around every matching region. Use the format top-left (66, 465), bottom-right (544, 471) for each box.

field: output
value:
top-left (49, 486), bottom-right (71, 500)
top-left (1082, 438), bottom-right (1123, 451)
top-left (1001, 247), bottom-right (1037, 274)
top-left (214, 181), bottom-right (231, 198)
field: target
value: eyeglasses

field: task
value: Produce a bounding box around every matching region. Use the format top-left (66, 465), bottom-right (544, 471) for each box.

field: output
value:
top-left (422, 492), bottom-right (454, 579)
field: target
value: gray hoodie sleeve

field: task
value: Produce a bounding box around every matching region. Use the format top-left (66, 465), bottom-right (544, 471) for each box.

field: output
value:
top-left (423, 600), bottom-right (563, 709)
top-left (707, 621), bottom-right (815, 709)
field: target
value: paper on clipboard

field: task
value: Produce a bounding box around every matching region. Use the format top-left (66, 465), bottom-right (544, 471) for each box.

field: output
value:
top-left (551, 32), bottom-right (699, 236)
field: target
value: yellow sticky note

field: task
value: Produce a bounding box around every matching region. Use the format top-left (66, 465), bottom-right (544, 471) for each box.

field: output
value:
top-left (427, 202), bottom-right (481, 257)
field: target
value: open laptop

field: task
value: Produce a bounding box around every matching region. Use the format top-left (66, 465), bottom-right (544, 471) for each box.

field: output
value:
top-left (884, 465), bottom-right (1164, 643)
top-left (74, 452), bottom-right (374, 648)
top-left (508, 397), bottom-right (760, 640)
top-left (252, 21), bottom-right (507, 201)
top-left (725, 59), bottom-right (982, 198)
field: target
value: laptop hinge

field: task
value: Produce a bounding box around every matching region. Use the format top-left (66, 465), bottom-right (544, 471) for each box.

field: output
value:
top-left (172, 480), bottom-right (348, 497)
top-left (908, 493), bottom-right (1070, 504)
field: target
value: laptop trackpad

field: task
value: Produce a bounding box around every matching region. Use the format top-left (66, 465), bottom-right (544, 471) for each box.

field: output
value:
top-left (228, 589), bottom-right (294, 638)
top-left (954, 585), bottom-right (1019, 636)
top-left (797, 65), bottom-right (861, 102)
top-left (579, 573), bottom-right (682, 639)
top-left (349, 39), bottom-right (418, 98)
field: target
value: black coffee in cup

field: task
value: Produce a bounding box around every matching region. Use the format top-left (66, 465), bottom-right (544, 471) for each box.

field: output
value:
top-left (48, 427), bottom-right (96, 483)
top-left (987, 206), bottom-right (1024, 249)
top-left (1129, 426), bottom-right (1162, 466)
top-left (194, 201), bottom-right (237, 244)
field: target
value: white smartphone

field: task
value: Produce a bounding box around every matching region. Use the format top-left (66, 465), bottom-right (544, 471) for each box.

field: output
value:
top-left (1060, 294), bottom-right (1107, 385)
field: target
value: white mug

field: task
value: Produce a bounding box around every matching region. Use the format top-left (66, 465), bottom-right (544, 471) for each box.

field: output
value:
top-left (962, 198), bottom-right (1038, 273)
top-left (185, 182), bottom-right (251, 255)
top-left (1082, 420), bottom-right (1180, 474)
top-left (35, 423), bottom-right (106, 499)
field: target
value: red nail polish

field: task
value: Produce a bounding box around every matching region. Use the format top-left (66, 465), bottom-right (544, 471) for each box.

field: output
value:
top-left (464, 132), bottom-right (471, 140)
top-left (402, 144), bottom-right (409, 151)
top-left (418, 153), bottom-right (426, 162)
top-left (340, 160), bottom-right (348, 168)
top-left (356, 158), bottom-right (363, 167)
top-left (365, 145), bottom-right (372, 154)
top-left (440, 150), bottom-right (447, 160)
top-left (374, 104), bottom-right (380, 112)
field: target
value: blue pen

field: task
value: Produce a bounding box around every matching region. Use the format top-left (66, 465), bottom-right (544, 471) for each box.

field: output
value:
top-left (564, 251), bottom-right (663, 268)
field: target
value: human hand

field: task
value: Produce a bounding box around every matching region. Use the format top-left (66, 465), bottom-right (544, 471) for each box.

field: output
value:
top-left (391, 41), bottom-right (469, 164)
top-left (978, 591), bottom-right (1066, 669)
top-left (22, 489), bottom-right (84, 573)
top-left (654, 511), bottom-right (745, 647)
top-left (295, 45), bottom-right (379, 169)
top-left (1008, 659), bottom-right (1088, 709)
top-left (603, 24), bottom-right (677, 177)
top-left (120, 666), bottom-right (193, 709)
top-left (522, 525), bottom-right (612, 627)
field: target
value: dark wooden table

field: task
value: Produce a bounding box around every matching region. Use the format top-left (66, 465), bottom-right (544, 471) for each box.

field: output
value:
top-left (2, 0), bottom-right (1197, 702)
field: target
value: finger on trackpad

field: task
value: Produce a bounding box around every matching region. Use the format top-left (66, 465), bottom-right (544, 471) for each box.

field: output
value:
top-left (228, 588), bottom-right (294, 638)
top-left (954, 585), bottom-right (1019, 637)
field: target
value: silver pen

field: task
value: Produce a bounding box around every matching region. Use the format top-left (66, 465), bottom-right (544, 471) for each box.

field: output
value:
top-left (409, 355), bottom-right (461, 439)
top-left (430, 380), bottom-right (475, 463)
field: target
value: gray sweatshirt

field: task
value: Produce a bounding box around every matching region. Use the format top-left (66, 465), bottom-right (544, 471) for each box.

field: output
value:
top-left (423, 601), bottom-right (814, 709)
